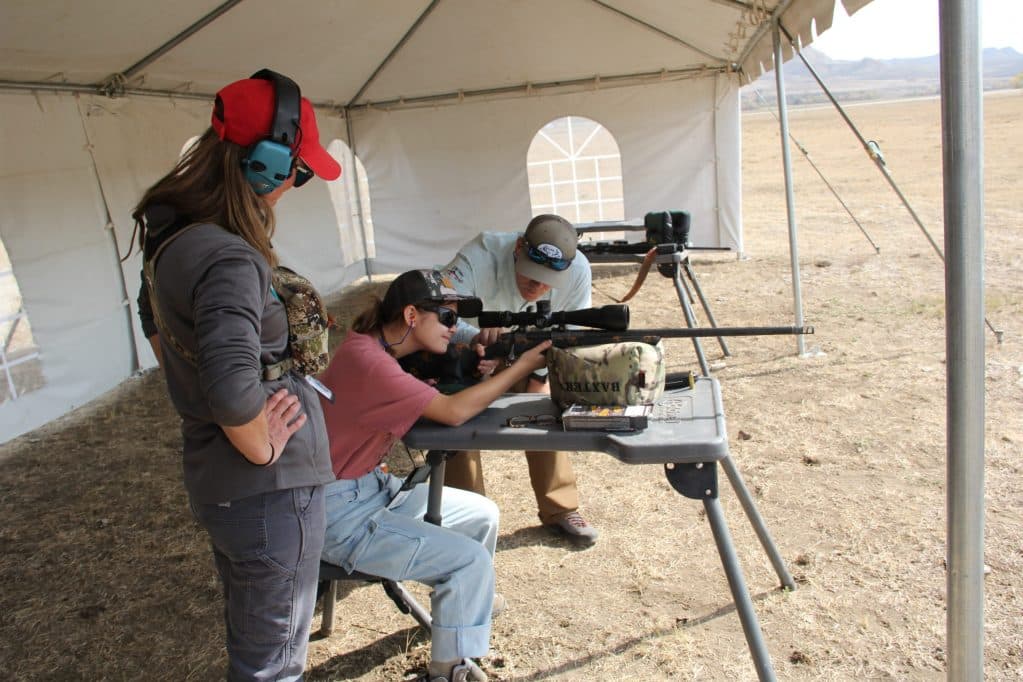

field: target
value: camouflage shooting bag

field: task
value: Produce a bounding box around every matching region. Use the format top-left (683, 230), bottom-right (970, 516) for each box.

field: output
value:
top-left (547, 340), bottom-right (666, 409)
top-left (266, 266), bottom-right (331, 379)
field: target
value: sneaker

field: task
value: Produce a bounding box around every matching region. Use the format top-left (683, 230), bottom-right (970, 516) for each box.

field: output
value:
top-left (546, 511), bottom-right (598, 544)
top-left (413, 658), bottom-right (488, 682)
top-left (491, 592), bottom-right (507, 618)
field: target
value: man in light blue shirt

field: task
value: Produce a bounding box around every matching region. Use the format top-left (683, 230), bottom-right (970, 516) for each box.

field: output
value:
top-left (440, 214), bottom-right (598, 543)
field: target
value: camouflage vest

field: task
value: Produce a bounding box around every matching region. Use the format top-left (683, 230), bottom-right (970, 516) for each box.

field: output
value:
top-left (268, 267), bottom-right (330, 379)
top-left (143, 225), bottom-right (329, 380)
top-left (547, 340), bottom-right (666, 409)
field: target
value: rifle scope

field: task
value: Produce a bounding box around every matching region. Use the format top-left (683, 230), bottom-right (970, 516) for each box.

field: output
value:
top-left (477, 301), bottom-right (629, 331)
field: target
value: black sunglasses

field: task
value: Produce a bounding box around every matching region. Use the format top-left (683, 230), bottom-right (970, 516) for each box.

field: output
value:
top-left (293, 159), bottom-right (314, 188)
top-left (419, 304), bottom-right (458, 328)
top-left (526, 243), bottom-right (572, 271)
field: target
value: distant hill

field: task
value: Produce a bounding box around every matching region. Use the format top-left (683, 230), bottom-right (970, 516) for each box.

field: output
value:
top-left (742, 46), bottom-right (1023, 110)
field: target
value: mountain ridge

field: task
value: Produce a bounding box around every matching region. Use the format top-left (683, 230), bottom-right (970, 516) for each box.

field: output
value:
top-left (742, 46), bottom-right (1023, 109)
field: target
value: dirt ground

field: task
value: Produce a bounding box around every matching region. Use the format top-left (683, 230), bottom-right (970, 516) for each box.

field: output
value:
top-left (1, 92), bottom-right (1020, 681)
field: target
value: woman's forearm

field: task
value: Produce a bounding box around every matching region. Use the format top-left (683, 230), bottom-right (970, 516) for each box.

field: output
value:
top-left (222, 416), bottom-right (275, 465)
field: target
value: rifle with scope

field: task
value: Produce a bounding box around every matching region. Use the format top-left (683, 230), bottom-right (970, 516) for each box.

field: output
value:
top-left (398, 300), bottom-right (812, 393)
top-left (478, 300), bottom-right (813, 360)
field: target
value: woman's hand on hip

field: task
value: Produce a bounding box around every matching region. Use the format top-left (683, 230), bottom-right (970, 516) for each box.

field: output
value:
top-left (265, 388), bottom-right (307, 458)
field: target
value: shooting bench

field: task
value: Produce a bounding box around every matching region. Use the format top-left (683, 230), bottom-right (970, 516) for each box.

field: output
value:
top-left (402, 377), bottom-right (794, 681)
top-left (576, 215), bottom-right (733, 375)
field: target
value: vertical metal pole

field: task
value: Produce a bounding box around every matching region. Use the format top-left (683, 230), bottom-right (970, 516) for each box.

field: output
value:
top-left (772, 21), bottom-right (806, 356)
top-left (345, 109), bottom-right (374, 282)
top-left (939, 0), bottom-right (985, 678)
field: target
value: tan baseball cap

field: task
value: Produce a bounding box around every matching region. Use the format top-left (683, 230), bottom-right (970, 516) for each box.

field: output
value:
top-left (516, 214), bottom-right (577, 287)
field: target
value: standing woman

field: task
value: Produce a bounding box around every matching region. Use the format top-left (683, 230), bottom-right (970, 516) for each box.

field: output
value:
top-left (132, 71), bottom-right (339, 680)
top-left (318, 270), bottom-right (551, 682)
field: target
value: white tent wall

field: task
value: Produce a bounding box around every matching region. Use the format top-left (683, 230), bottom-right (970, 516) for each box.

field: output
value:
top-left (0, 93), bottom-right (136, 439)
top-left (357, 74), bottom-right (741, 275)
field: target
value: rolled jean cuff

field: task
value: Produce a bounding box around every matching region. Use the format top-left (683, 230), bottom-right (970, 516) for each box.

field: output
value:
top-left (431, 622), bottom-right (491, 661)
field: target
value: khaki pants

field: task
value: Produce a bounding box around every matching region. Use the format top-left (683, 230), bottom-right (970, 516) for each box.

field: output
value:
top-left (443, 373), bottom-right (579, 524)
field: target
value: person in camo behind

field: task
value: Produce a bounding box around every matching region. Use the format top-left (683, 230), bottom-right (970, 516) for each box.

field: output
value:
top-left (439, 214), bottom-right (598, 544)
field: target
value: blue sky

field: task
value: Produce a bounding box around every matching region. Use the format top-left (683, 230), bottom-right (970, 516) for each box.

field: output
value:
top-left (811, 0), bottom-right (1023, 60)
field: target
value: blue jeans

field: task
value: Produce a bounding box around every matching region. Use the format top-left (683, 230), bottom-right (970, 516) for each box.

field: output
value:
top-left (322, 468), bottom-right (498, 661)
top-left (192, 485), bottom-right (326, 681)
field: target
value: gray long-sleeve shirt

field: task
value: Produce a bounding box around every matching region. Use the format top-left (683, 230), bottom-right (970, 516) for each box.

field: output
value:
top-left (141, 223), bottom-right (333, 504)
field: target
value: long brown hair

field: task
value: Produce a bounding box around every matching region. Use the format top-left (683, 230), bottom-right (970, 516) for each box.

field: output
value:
top-left (130, 128), bottom-right (278, 266)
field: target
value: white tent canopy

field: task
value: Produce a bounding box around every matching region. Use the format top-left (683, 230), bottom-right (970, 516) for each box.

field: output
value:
top-left (0, 0), bottom-right (873, 440)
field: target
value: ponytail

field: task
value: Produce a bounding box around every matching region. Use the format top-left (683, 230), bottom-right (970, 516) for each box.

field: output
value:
top-left (351, 296), bottom-right (386, 334)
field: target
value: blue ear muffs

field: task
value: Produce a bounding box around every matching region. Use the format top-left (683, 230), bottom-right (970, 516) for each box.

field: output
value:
top-left (242, 69), bottom-right (302, 195)
top-left (243, 140), bottom-right (294, 195)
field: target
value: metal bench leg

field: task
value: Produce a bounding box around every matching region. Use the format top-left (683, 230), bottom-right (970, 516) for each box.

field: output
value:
top-left (424, 450), bottom-right (451, 526)
top-left (664, 461), bottom-right (777, 681)
top-left (720, 456), bottom-right (796, 590)
top-left (704, 496), bottom-right (777, 682)
top-left (320, 579), bottom-right (338, 637)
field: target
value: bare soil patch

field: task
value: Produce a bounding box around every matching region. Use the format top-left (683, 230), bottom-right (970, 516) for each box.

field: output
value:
top-left (1, 92), bottom-right (1020, 681)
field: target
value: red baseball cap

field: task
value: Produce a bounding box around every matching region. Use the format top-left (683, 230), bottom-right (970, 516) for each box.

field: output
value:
top-left (211, 76), bottom-right (342, 181)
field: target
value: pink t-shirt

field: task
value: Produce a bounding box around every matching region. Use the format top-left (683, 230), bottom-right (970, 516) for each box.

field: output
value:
top-left (319, 330), bottom-right (439, 480)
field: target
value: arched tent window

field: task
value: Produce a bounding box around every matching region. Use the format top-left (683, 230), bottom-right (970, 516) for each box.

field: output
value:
top-left (326, 139), bottom-right (375, 266)
top-left (0, 239), bottom-right (42, 404)
top-left (527, 116), bottom-right (624, 225)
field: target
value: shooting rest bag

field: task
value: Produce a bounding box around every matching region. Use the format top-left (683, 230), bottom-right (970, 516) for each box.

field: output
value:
top-left (547, 340), bottom-right (666, 409)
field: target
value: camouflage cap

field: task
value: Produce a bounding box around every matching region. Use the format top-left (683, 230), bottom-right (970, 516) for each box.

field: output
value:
top-left (381, 269), bottom-right (482, 320)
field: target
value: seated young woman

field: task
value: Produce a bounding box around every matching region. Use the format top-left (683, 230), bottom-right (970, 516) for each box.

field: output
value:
top-left (318, 269), bottom-right (550, 682)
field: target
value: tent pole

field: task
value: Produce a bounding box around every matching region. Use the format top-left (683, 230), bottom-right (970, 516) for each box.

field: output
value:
top-left (344, 109), bottom-right (373, 282)
top-left (939, 0), bottom-right (986, 678)
top-left (74, 97), bottom-right (142, 372)
top-left (103, 0), bottom-right (245, 91)
top-left (347, 0), bottom-right (442, 107)
top-left (771, 21), bottom-right (806, 357)
top-left (750, 87), bottom-right (880, 254)
top-left (778, 23), bottom-right (1002, 343)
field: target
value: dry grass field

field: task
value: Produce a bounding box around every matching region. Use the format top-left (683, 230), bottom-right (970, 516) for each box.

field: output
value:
top-left (0, 91), bottom-right (1020, 681)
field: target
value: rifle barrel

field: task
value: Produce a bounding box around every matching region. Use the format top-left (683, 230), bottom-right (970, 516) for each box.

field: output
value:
top-left (519, 325), bottom-right (812, 343)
